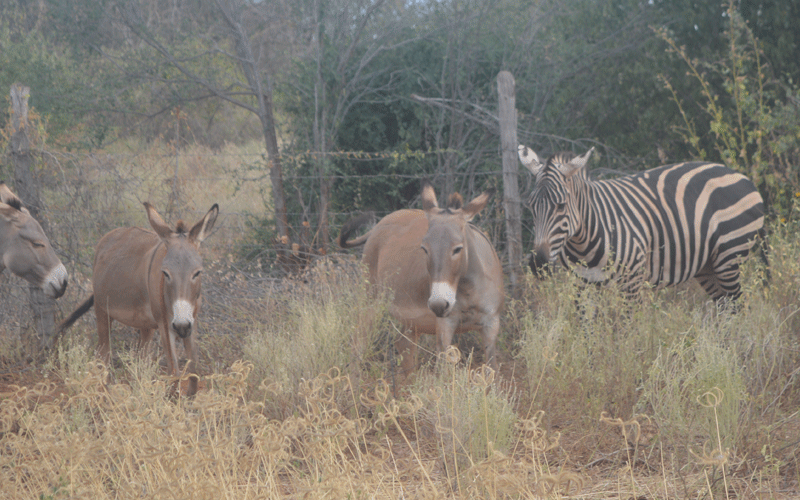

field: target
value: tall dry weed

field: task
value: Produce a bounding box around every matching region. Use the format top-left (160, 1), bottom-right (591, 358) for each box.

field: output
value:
top-left (0, 359), bottom-right (578, 499)
top-left (242, 257), bottom-right (391, 417)
top-left (412, 347), bottom-right (518, 477)
top-left (515, 219), bottom-right (800, 494)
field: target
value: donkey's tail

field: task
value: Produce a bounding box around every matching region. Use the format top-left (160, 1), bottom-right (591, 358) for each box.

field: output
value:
top-left (58, 295), bottom-right (94, 335)
top-left (337, 212), bottom-right (375, 249)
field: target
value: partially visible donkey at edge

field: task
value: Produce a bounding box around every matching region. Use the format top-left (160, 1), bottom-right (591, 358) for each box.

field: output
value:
top-left (1, 181), bottom-right (68, 299)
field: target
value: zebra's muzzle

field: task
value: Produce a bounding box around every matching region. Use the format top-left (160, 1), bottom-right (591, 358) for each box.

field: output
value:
top-left (529, 249), bottom-right (554, 277)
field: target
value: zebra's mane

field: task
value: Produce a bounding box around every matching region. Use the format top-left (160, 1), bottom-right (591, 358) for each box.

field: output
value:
top-left (546, 151), bottom-right (578, 170)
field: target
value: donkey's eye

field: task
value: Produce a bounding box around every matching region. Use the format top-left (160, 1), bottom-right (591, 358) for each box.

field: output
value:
top-left (162, 270), bottom-right (172, 281)
top-left (31, 241), bottom-right (45, 248)
top-left (192, 270), bottom-right (202, 280)
top-left (420, 246), bottom-right (428, 255)
top-left (452, 246), bottom-right (463, 256)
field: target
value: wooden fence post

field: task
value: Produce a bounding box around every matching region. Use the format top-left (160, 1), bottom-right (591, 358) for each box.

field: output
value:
top-left (8, 83), bottom-right (57, 349)
top-left (497, 71), bottom-right (523, 293)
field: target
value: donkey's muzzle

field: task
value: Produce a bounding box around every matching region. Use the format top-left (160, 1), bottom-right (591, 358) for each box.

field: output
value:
top-left (428, 299), bottom-right (449, 318)
top-left (428, 282), bottom-right (456, 318)
top-left (44, 264), bottom-right (69, 299)
top-left (172, 320), bottom-right (193, 339)
top-left (48, 279), bottom-right (68, 299)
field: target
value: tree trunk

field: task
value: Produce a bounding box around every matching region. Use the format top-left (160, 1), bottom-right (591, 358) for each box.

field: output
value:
top-left (261, 91), bottom-right (289, 243)
top-left (497, 71), bottom-right (523, 293)
top-left (216, 0), bottom-right (289, 243)
top-left (313, 0), bottom-right (330, 250)
top-left (9, 83), bottom-right (56, 348)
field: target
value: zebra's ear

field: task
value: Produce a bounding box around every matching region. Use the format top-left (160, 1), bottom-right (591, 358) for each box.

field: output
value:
top-left (518, 145), bottom-right (544, 176)
top-left (564, 147), bottom-right (594, 177)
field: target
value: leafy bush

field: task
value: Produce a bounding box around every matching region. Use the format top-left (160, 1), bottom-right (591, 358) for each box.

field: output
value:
top-left (658, 0), bottom-right (800, 216)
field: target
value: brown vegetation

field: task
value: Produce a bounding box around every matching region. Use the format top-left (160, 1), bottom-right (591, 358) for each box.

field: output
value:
top-left (0, 144), bottom-right (799, 499)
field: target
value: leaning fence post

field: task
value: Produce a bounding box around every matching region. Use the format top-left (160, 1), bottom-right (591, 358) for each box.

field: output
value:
top-left (8, 83), bottom-right (57, 349)
top-left (497, 71), bottom-right (523, 294)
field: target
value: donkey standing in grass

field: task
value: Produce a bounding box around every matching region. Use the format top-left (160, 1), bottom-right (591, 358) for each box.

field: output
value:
top-left (338, 183), bottom-right (504, 375)
top-left (60, 203), bottom-right (218, 396)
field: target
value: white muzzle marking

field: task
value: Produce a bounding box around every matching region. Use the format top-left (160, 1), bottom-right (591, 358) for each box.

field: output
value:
top-left (172, 299), bottom-right (195, 329)
top-left (45, 263), bottom-right (68, 286)
top-left (428, 281), bottom-right (457, 316)
top-left (44, 263), bottom-right (68, 298)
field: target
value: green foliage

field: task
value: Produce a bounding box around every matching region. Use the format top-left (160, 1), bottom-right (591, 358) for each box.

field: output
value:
top-left (658, 0), bottom-right (800, 216)
top-left (0, 23), bottom-right (91, 140)
top-left (516, 270), bottom-right (678, 422)
top-left (642, 312), bottom-right (748, 450)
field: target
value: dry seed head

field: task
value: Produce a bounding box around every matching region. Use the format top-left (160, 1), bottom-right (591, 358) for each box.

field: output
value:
top-left (443, 345), bottom-right (461, 364)
top-left (470, 365), bottom-right (495, 387)
top-left (536, 470), bottom-right (584, 496)
top-left (697, 386), bottom-right (724, 407)
top-left (426, 385), bottom-right (444, 403)
top-left (690, 441), bottom-right (730, 467)
top-left (359, 378), bottom-right (390, 407)
top-left (600, 411), bottom-right (643, 446)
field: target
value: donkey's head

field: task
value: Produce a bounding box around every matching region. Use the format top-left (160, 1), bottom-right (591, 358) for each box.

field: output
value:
top-left (145, 202), bottom-right (218, 339)
top-left (420, 182), bottom-right (493, 318)
top-left (0, 182), bottom-right (68, 298)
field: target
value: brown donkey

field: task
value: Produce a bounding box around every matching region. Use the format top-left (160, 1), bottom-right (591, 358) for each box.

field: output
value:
top-left (1, 181), bottom-right (68, 299)
top-left (338, 182), bottom-right (504, 376)
top-left (60, 203), bottom-right (218, 396)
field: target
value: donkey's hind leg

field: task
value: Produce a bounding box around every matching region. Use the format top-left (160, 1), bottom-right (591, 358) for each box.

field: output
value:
top-left (95, 305), bottom-right (114, 367)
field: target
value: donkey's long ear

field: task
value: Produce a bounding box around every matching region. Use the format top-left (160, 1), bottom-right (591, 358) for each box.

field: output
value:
top-left (144, 202), bottom-right (173, 240)
top-left (0, 203), bottom-right (18, 222)
top-left (518, 145), bottom-right (544, 176)
top-left (189, 203), bottom-right (219, 243)
top-left (0, 182), bottom-right (18, 205)
top-left (0, 182), bottom-right (27, 217)
top-left (421, 182), bottom-right (438, 213)
top-left (462, 188), bottom-right (494, 222)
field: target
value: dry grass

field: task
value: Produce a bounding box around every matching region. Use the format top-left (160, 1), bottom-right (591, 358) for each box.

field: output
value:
top-left (1, 142), bottom-right (799, 498)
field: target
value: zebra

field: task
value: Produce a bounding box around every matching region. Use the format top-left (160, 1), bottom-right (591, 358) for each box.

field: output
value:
top-left (518, 145), bottom-right (766, 302)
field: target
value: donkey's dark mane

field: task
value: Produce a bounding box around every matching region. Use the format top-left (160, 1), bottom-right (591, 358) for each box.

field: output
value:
top-left (446, 192), bottom-right (463, 210)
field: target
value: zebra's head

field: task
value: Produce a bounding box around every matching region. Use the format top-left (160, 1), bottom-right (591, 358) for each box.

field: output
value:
top-left (518, 145), bottom-right (594, 274)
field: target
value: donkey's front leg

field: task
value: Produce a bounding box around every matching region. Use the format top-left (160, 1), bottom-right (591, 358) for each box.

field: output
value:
top-left (182, 334), bottom-right (199, 396)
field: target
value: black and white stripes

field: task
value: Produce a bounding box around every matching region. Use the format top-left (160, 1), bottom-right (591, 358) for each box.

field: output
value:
top-left (518, 145), bottom-right (765, 301)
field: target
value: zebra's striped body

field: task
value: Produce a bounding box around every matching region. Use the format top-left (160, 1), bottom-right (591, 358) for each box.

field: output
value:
top-left (518, 145), bottom-right (765, 301)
